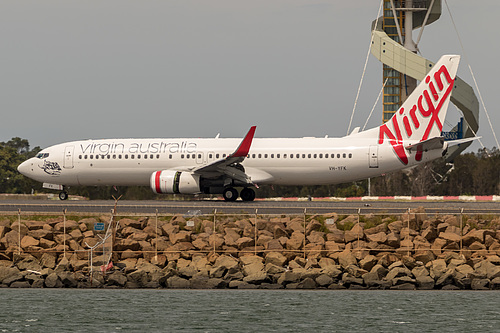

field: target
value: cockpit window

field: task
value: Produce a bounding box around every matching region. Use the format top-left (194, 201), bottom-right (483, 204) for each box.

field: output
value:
top-left (36, 153), bottom-right (50, 159)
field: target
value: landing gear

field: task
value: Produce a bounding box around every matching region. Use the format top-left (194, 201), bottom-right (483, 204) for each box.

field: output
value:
top-left (240, 187), bottom-right (256, 202)
top-left (59, 191), bottom-right (68, 201)
top-left (222, 187), bottom-right (256, 202)
top-left (223, 187), bottom-right (238, 202)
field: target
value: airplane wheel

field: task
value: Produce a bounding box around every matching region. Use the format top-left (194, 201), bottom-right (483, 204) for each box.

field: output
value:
top-left (223, 187), bottom-right (238, 202)
top-left (59, 191), bottom-right (68, 201)
top-left (240, 188), bottom-right (255, 202)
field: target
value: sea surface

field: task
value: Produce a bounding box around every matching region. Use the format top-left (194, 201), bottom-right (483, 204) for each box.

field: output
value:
top-left (0, 289), bottom-right (498, 332)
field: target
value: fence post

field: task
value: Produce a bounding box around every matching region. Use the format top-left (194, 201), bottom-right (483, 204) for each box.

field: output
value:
top-left (407, 208), bottom-right (411, 257)
top-left (17, 209), bottom-right (21, 255)
top-left (460, 208), bottom-right (464, 255)
top-left (254, 209), bottom-right (258, 255)
top-left (357, 208), bottom-right (361, 250)
top-left (213, 209), bottom-right (217, 254)
top-left (63, 209), bottom-right (67, 259)
top-left (303, 208), bottom-right (307, 258)
top-left (155, 209), bottom-right (158, 261)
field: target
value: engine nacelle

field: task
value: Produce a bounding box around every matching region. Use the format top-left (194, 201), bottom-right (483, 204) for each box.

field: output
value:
top-left (150, 170), bottom-right (201, 194)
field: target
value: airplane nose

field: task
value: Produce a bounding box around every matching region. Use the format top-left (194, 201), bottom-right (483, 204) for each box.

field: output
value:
top-left (17, 159), bottom-right (33, 176)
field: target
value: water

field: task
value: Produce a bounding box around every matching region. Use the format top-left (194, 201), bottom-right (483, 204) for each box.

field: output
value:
top-left (0, 290), bottom-right (499, 332)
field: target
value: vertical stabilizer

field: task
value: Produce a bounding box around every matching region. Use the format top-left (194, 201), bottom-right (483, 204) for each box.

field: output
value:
top-left (377, 55), bottom-right (460, 164)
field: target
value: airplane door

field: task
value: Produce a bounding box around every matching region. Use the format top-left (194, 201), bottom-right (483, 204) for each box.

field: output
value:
top-left (64, 146), bottom-right (75, 169)
top-left (369, 146), bottom-right (378, 168)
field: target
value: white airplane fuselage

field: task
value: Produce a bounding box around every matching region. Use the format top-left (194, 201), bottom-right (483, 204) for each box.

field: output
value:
top-left (18, 134), bottom-right (442, 187)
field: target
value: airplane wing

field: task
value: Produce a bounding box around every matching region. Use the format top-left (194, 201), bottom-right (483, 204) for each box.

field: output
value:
top-left (189, 126), bottom-right (256, 185)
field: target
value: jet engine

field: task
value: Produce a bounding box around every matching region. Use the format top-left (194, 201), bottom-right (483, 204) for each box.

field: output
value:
top-left (150, 170), bottom-right (201, 194)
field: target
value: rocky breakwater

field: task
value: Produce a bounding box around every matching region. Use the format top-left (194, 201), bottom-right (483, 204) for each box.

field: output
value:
top-left (1, 209), bottom-right (500, 289)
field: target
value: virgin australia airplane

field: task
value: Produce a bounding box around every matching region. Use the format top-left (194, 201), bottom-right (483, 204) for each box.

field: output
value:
top-left (18, 55), bottom-right (467, 202)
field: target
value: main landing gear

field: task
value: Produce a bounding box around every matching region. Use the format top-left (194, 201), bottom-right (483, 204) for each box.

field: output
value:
top-left (222, 187), bottom-right (255, 202)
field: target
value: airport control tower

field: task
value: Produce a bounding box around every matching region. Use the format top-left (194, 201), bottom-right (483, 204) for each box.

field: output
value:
top-left (371, 0), bottom-right (479, 160)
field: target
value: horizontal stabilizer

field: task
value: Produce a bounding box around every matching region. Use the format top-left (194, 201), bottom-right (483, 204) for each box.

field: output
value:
top-left (405, 137), bottom-right (444, 153)
top-left (446, 136), bottom-right (481, 147)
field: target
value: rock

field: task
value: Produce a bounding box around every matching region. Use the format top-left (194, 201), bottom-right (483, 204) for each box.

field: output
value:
top-left (490, 277), bottom-right (500, 290)
top-left (471, 278), bottom-right (490, 290)
top-left (45, 272), bottom-right (63, 288)
top-left (286, 232), bottom-right (304, 250)
top-left (0, 266), bottom-right (23, 286)
top-left (236, 237), bottom-right (255, 250)
top-left (167, 276), bottom-right (190, 288)
top-left (297, 277), bottom-right (317, 289)
top-left (388, 221), bottom-right (403, 233)
top-left (416, 275), bottom-right (435, 290)
top-left (386, 232), bottom-right (400, 248)
top-left (421, 227), bottom-right (438, 242)
top-left (414, 251), bottom-right (435, 264)
top-left (277, 271), bottom-right (300, 285)
top-left (265, 263), bottom-right (286, 275)
top-left (429, 259), bottom-right (447, 280)
top-left (243, 271), bottom-right (268, 284)
top-left (462, 229), bottom-right (484, 246)
top-left (366, 232), bottom-right (387, 244)
top-left (337, 250), bottom-right (357, 269)
top-left (386, 267), bottom-right (412, 282)
top-left (315, 274), bottom-right (334, 287)
top-left (439, 232), bottom-right (461, 243)
top-left (344, 224), bottom-right (365, 243)
top-left (16, 255), bottom-right (42, 272)
top-left (242, 262), bottom-right (265, 277)
top-left (265, 252), bottom-right (287, 267)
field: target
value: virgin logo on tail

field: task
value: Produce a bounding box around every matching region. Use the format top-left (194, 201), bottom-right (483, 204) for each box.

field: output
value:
top-left (378, 64), bottom-right (455, 165)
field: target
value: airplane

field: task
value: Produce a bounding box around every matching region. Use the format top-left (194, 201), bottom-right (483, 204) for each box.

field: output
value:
top-left (18, 55), bottom-right (469, 202)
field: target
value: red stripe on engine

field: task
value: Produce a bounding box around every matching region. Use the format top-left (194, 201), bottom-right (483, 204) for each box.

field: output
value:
top-left (155, 171), bottom-right (162, 194)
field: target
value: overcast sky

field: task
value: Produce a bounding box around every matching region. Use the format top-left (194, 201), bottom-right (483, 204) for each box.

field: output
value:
top-left (1, 0), bottom-right (498, 152)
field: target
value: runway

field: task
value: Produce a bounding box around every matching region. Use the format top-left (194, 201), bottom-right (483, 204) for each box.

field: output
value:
top-left (0, 199), bottom-right (498, 216)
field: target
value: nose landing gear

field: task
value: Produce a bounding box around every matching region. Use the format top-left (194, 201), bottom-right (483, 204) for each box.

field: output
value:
top-left (58, 191), bottom-right (68, 200)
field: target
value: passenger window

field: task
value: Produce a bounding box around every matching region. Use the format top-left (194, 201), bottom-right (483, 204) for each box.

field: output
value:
top-left (319, 154), bottom-right (323, 158)
top-left (125, 155), bottom-right (128, 159)
top-left (252, 154), bottom-right (255, 158)
top-left (349, 153), bottom-right (352, 158)
top-left (209, 154), bottom-right (213, 159)
top-left (277, 154), bottom-right (280, 158)
top-left (264, 154), bottom-right (268, 158)
top-left (258, 154), bottom-right (262, 158)
top-left (169, 154), bottom-right (172, 159)
top-left (156, 154), bottom-right (160, 159)
top-left (216, 154), bottom-right (220, 158)
top-left (314, 154), bottom-right (317, 158)
top-left (143, 154), bottom-right (147, 159)
top-left (107, 155), bottom-right (111, 159)
top-left (181, 154), bottom-right (184, 159)
top-left (90, 155), bottom-right (94, 159)
top-left (337, 154), bottom-right (340, 158)
top-left (343, 153), bottom-right (346, 158)
top-left (308, 154), bottom-right (311, 158)
top-left (118, 155), bottom-right (122, 159)
top-left (79, 155), bottom-right (82, 159)
top-left (137, 155), bottom-right (141, 159)
top-left (84, 155), bottom-right (88, 159)
top-left (271, 154), bottom-right (274, 158)
top-left (131, 155), bottom-right (134, 159)
top-left (223, 154), bottom-right (227, 158)
top-left (197, 154), bottom-right (201, 159)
